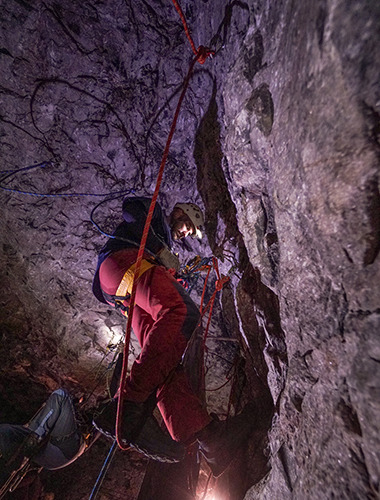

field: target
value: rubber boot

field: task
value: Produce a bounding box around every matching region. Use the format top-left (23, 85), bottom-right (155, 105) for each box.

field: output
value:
top-left (197, 403), bottom-right (256, 477)
top-left (92, 398), bottom-right (185, 463)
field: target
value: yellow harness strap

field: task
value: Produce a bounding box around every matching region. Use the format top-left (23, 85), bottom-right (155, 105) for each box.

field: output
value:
top-left (115, 259), bottom-right (155, 298)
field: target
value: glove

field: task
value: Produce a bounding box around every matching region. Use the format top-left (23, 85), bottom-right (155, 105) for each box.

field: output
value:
top-left (157, 247), bottom-right (180, 272)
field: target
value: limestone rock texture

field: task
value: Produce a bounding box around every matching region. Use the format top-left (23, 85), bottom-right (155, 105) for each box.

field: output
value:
top-left (0, 0), bottom-right (379, 499)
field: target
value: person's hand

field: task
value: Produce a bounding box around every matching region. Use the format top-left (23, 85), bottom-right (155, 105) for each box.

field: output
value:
top-left (157, 247), bottom-right (180, 272)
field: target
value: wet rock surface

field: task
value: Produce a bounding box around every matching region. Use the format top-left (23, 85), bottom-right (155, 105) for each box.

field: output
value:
top-left (0, 0), bottom-right (379, 499)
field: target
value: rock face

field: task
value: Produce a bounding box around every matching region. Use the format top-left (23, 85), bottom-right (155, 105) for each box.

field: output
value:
top-left (220, 2), bottom-right (380, 498)
top-left (0, 0), bottom-right (379, 499)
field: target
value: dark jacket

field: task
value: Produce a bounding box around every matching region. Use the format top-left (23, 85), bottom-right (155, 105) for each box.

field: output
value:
top-left (92, 197), bottom-right (172, 303)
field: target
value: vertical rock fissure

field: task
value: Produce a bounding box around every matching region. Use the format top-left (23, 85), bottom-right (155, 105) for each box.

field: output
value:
top-left (194, 84), bottom-right (289, 492)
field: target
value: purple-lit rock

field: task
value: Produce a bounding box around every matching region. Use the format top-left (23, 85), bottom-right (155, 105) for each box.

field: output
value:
top-left (0, 0), bottom-right (379, 499)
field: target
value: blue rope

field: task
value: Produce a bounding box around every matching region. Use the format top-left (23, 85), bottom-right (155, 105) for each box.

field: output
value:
top-left (0, 161), bottom-right (51, 176)
top-left (0, 160), bottom-right (139, 240)
top-left (0, 186), bottom-right (134, 197)
top-left (0, 161), bottom-right (133, 198)
top-left (89, 439), bottom-right (118, 500)
top-left (89, 190), bottom-right (135, 239)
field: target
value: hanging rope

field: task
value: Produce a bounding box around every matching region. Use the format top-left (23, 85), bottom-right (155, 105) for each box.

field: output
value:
top-left (197, 257), bottom-right (230, 393)
top-left (200, 258), bottom-right (230, 334)
top-left (89, 440), bottom-right (118, 500)
top-left (171, 0), bottom-right (214, 63)
top-left (115, 1), bottom-right (214, 450)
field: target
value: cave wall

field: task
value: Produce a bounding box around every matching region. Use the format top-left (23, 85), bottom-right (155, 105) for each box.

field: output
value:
top-left (219, 0), bottom-right (380, 498)
top-left (0, 0), bottom-right (379, 499)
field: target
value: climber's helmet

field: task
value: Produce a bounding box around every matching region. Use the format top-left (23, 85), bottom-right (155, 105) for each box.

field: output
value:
top-left (172, 203), bottom-right (204, 239)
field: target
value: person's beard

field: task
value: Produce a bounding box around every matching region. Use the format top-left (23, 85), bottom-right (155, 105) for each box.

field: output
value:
top-left (171, 221), bottom-right (184, 240)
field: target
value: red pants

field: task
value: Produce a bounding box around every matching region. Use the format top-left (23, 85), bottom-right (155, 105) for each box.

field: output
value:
top-left (99, 249), bottom-right (211, 442)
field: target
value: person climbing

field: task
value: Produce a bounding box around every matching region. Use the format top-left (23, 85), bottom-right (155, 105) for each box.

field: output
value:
top-left (0, 389), bottom-right (96, 487)
top-left (92, 196), bottom-right (256, 476)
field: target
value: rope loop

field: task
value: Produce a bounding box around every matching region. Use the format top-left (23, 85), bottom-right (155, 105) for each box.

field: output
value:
top-left (196, 45), bottom-right (214, 65)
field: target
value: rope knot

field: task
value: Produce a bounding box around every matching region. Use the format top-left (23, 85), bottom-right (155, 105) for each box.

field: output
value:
top-left (215, 275), bottom-right (229, 291)
top-left (196, 45), bottom-right (214, 64)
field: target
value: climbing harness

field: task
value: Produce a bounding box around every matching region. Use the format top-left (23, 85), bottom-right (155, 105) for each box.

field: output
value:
top-left (114, 259), bottom-right (155, 311)
top-left (99, 258), bottom-right (157, 317)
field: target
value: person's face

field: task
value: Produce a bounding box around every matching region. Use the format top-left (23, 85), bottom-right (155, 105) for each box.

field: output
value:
top-left (170, 210), bottom-right (195, 240)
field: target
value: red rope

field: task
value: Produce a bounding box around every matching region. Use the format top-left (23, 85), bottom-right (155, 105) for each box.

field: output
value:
top-left (203, 262), bottom-right (229, 346)
top-left (198, 258), bottom-right (230, 393)
top-left (199, 264), bottom-right (212, 316)
top-left (115, 2), bottom-right (213, 450)
top-left (200, 259), bottom-right (229, 325)
top-left (171, 0), bottom-right (215, 64)
top-left (171, 0), bottom-right (197, 55)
